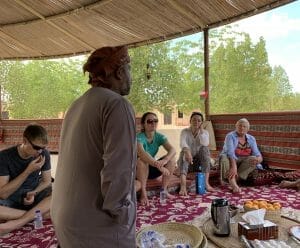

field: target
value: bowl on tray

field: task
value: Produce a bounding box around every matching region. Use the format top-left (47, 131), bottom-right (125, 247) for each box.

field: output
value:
top-left (136, 222), bottom-right (206, 248)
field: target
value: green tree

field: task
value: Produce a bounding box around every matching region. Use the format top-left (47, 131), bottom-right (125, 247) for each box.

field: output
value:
top-left (3, 59), bottom-right (88, 118)
top-left (128, 42), bottom-right (182, 114)
top-left (210, 32), bottom-right (274, 113)
top-left (170, 36), bottom-right (205, 113)
top-left (1, 26), bottom-right (299, 119)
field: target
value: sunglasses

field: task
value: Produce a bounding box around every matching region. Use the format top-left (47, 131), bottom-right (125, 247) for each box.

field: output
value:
top-left (28, 139), bottom-right (45, 151)
top-left (146, 119), bottom-right (159, 124)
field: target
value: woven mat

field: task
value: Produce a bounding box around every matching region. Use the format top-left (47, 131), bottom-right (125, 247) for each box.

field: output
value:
top-left (202, 213), bottom-right (300, 248)
top-left (136, 222), bottom-right (203, 248)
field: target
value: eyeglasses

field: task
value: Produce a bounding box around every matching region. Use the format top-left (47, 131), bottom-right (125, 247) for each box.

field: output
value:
top-left (146, 119), bottom-right (159, 124)
top-left (28, 139), bottom-right (45, 151)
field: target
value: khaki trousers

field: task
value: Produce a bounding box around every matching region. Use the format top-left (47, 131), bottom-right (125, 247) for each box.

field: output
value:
top-left (219, 154), bottom-right (256, 181)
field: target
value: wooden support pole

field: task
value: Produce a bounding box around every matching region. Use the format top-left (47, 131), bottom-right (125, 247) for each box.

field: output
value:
top-left (204, 28), bottom-right (210, 120)
top-left (0, 84), bottom-right (2, 120)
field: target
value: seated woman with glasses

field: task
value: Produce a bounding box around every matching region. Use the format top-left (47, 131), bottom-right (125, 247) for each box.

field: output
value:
top-left (136, 112), bottom-right (176, 206)
top-left (178, 112), bottom-right (215, 196)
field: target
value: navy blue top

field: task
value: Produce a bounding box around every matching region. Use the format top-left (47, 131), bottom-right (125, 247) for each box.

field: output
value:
top-left (0, 145), bottom-right (51, 191)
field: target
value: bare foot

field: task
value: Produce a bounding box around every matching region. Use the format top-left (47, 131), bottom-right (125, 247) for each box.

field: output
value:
top-left (279, 180), bottom-right (295, 188)
top-left (229, 179), bottom-right (241, 193)
top-left (179, 186), bottom-right (188, 196)
top-left (206, 184), bottom-right (215, 192)
top-left (166, 192), bottom-right (175, 199)
top-left (232, 186), bottom-right (241, 193)
top-left (0, 219), bottom-right (23, 236)
top-left (139, 194), bottom-right (149, 206)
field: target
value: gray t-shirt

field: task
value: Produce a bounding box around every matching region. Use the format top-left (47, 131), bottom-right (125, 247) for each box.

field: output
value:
top-left (0, 145), bottom-right (51, 202)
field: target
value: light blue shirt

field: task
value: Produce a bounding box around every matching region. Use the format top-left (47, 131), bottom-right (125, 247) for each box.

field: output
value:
top-left (221, 131), bottom-right (262, 161)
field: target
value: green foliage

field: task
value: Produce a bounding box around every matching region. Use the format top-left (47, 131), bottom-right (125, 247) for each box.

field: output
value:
top-left (0, 26), bottom-right (299, 119)
top-left (170, 36), bottom-right (205, 113)
top-left (1, 59), bottom-right (88, 118)
top-left (209, 30), bottom-right (298, 113)
top-left (128, 43), bottom-right (182, 114)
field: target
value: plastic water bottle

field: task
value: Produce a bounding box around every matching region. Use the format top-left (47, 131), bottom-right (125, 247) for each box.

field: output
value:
top-left (159, 188), bottom-right (167, 205)
top-left (196, 172), bottom-right (206, 195)
top-left (34, 209), bottom-right (44, 229)
top-left (140, 231), bottom-right (166, 248)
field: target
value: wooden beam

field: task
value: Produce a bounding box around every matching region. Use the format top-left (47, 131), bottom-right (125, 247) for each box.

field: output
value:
top-left (0, 84), bottom-right (2, 120)
top-left (204, 28), bottom-right (210, 119)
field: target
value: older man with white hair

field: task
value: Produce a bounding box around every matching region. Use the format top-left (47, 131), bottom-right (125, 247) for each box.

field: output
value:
top-left (220, 118), bottom-right (263, 193)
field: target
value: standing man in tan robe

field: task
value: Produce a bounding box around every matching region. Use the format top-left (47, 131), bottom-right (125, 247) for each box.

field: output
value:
top-left (51, 46), bottom-right (137, 248)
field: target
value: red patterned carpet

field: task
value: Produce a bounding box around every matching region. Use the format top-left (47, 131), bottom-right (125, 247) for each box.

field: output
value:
top-left (1, 184), bottom-right (299, 247)
top-left (137, 184), bottom-right (300, 230)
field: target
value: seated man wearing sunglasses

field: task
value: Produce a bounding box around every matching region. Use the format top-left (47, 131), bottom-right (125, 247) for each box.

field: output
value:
top-left (136, 112), bottom-right (176, 206)
top-left (0, 124), bottom-right (52, 235)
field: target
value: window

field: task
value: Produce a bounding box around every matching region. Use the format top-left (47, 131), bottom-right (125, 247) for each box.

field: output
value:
top-left (178, 110), bottom-right (183, 118)
top-left (164, 112), bottom-right (172, 125)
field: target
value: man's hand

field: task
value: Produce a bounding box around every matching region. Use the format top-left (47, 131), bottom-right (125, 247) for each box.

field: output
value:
top-left (23, 191), bottom-right (36, 205)
top-left (25, 155), bottom-right (45, 175)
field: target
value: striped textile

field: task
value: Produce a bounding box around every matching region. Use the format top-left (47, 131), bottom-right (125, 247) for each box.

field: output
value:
top-left (211, 111), bottom-right (300, 170)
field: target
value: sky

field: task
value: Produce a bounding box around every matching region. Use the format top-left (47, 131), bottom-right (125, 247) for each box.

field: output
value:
top-left (175, 1), bottom-right (300, 93)
top-left (232, 1), bottom-right (300, 93)
top-left (68, 2), bottom-right (300, 93)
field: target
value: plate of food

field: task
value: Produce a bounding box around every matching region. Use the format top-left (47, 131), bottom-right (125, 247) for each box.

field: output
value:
top-left (289, 225), bottom-right (300, 240)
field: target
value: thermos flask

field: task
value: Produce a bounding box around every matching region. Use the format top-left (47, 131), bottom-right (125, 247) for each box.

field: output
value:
top-left (211, 198), bottom-right (231, 236)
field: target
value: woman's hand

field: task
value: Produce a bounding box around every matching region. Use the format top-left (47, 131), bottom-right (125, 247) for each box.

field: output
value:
top-left (227, 166), bottom-right (238, 179)
top-left (158, 167), bottom-right (171, 176)
top-left (153, 160), bottom-right (170, 176)
top-left (184, 150), bottom-right (193, 164)
top-left (154, 159), bottom-right (167, 168)
top-left (249, 157), bottom-right (260, 166)
top-left (199, 122), bottom-right (204, 133)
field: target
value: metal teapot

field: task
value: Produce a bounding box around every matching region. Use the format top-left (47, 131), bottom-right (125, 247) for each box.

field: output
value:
top-left (211, 198), bottom-right (231, 236)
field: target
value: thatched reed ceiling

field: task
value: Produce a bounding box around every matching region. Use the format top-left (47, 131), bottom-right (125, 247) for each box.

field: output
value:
top-left (0, 0), bottom-right (295, 60)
